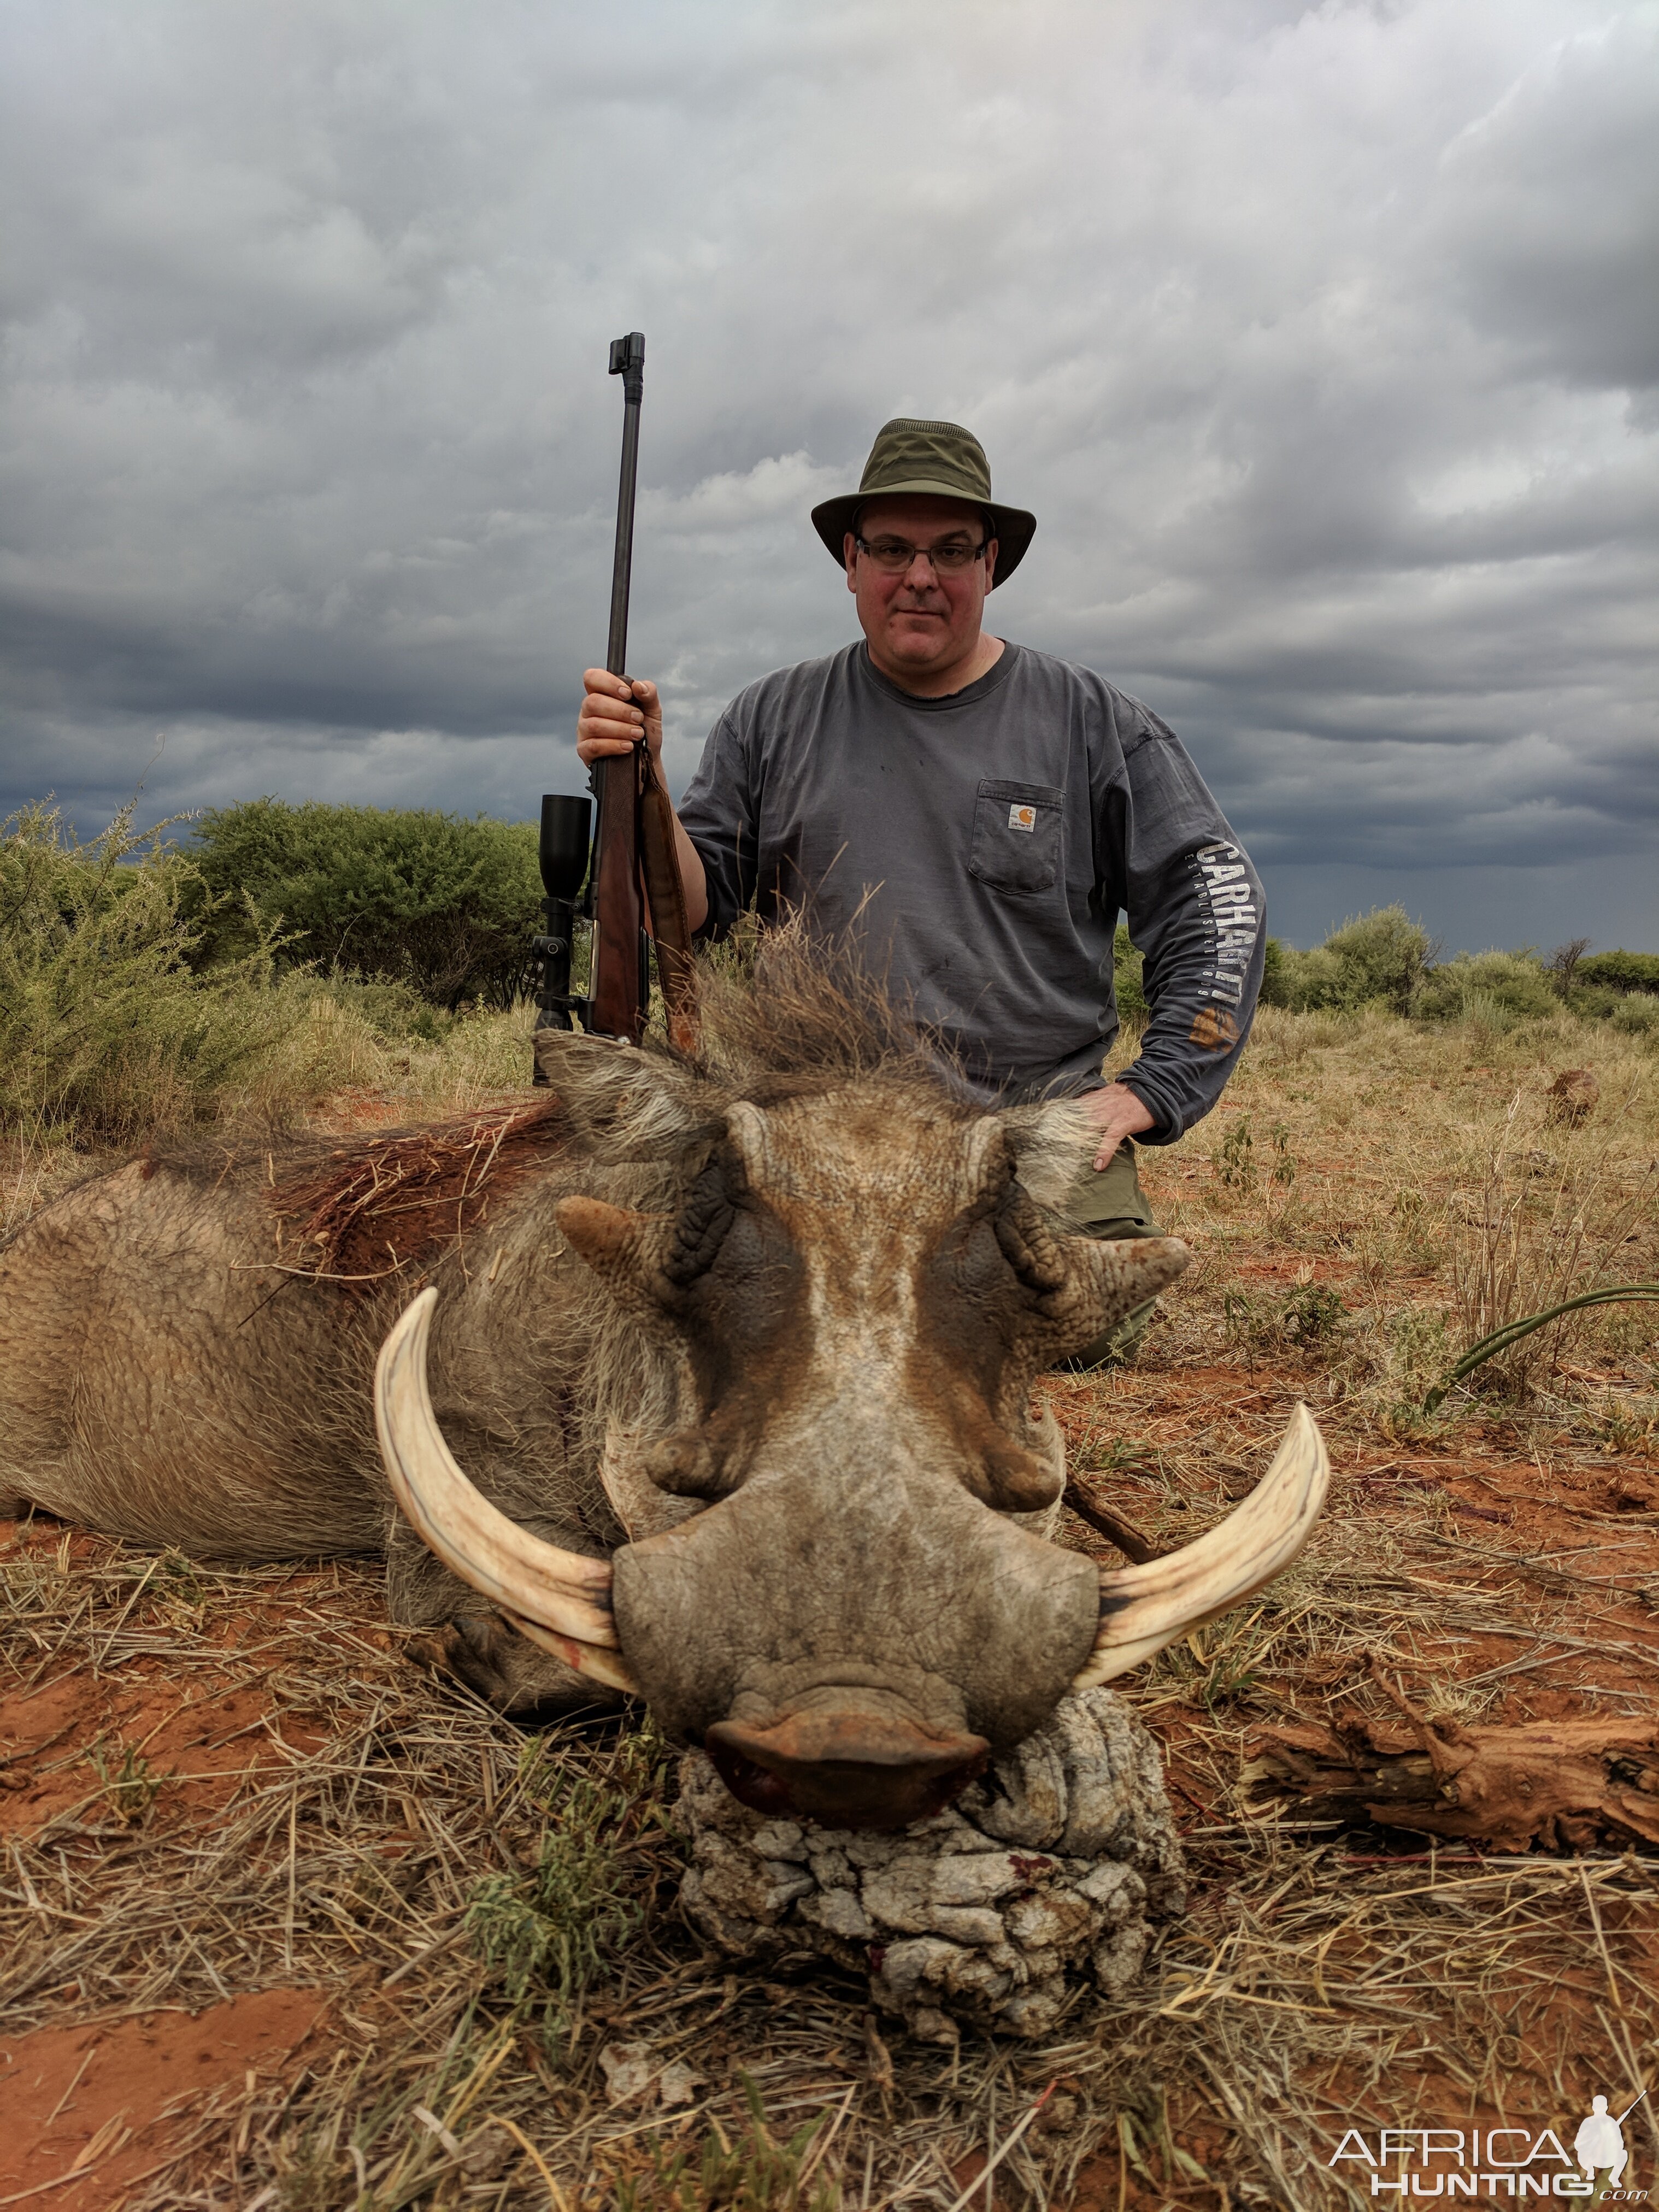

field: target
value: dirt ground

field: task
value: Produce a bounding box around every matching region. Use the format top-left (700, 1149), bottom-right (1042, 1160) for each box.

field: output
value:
top-left (2, 1005), bottom-right (1656, 2208)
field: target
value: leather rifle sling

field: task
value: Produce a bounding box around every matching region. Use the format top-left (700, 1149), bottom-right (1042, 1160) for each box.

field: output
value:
top-left (587, 748), bottom-right (646, 1044)
top-left (638, 750), bottom-right (699, 1054)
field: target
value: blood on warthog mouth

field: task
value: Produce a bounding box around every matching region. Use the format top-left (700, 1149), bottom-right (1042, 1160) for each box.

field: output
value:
top-left (704, 1744), bottom-right (798, 1816)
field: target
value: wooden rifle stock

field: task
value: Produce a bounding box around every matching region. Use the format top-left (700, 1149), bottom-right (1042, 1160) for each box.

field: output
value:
top-left (587, 756), bottom-right (646, 1040)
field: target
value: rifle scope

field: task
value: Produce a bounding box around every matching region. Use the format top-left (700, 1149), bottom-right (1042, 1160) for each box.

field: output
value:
top-left (531, 790), bottom-right (592, 1045)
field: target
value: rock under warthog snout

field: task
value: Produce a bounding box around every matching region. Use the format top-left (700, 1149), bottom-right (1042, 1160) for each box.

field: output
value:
top-left (676, 1685), bottom-right (1188, 2041)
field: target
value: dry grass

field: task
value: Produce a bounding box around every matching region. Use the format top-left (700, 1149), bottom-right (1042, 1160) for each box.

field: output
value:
top-left (3, 997), bottom-right (1658, 2209)
top-left (1447, 1088), bottom-right (1655, 1399)
top-left (0, 999), bottom-right (540, 1246)
top-left (226, 995), bottom-right (540, 1130)
top-left (1122, 1000), bottom-right (1659, 1427)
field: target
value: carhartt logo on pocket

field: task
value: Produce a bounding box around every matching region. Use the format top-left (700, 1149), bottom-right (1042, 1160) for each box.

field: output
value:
top-left (1008, 803), bottom-right (1037, 832)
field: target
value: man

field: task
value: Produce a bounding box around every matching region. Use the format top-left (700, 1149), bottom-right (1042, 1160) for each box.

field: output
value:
top-left (577, 418), bottom-right (1266, 1364)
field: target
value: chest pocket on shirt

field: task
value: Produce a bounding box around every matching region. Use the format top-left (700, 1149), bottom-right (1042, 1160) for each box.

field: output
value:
top-left (968, 779), bottom-right (1066, 897)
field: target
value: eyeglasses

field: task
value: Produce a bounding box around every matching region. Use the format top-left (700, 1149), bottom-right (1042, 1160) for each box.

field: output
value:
top-left (855, 534), bottom-right (990, 574)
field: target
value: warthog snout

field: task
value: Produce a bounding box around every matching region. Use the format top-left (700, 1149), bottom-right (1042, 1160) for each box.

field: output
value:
top-left (606, 1451), bottom-right (1102, 1828)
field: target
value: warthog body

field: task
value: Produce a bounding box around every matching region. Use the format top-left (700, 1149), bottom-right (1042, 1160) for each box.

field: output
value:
top-left (2, 949), bottom-right (1313, 1828)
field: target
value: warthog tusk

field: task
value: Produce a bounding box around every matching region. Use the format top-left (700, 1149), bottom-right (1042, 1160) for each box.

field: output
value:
top-left (493, 1610), bottom-right (638, 1696)
top-left (374, 1287), bottom-right (638, 1695)
top-left (1072, 1402), bottom-right (1329, 1689)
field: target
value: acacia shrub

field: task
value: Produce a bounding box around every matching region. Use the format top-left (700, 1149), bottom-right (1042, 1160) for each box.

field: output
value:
top-left (1260, 905), bottom-right (1432, 1013)
top-left (1319, 906), bottom-right (1434, 1010)
top-left (0, 802), bottom-right (303, 1140)
top-left (1608, 992), bottom-right (1659, 1037)
top-left (1576, 950), bottom-right (1659, 997)
top-left (190, 799), bottom-right (542, 1008)
top-left (1414, 950), bottom-right (1557, 1026)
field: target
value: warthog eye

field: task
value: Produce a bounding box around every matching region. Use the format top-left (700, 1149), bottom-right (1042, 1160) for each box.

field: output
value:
top-left (660, 1147), bottom-right (743, 1290)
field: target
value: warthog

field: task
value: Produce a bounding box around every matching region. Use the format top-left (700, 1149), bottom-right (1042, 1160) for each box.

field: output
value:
top-left (0, 944), bottom-right (1325, 1829)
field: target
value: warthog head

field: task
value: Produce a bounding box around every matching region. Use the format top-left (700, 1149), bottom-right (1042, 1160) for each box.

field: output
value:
top-left (375, 961), bottom-right (1326, 1831)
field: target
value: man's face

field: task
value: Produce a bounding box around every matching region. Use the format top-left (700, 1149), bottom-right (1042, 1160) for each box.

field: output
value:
top-left (844, 495), bottom-right (998, 682)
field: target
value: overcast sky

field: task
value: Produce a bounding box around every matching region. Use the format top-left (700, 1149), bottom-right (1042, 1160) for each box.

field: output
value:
top-left (3, 0), bottom-right (1655, 951)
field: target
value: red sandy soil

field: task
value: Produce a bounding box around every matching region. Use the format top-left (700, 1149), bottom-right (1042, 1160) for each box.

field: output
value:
top-left (0, 1666), bottom-right (325, 1842)
top-left (1045, 1358), bottom-right (1659, 2207)
top-left (0, 1524), bottom-right (333, 1848)
top-left (0, 1990), bottom-right (328, 2210)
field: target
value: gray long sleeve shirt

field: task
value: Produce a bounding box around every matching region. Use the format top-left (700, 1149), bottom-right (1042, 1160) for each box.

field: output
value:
top-left (676, 640), bottom-right (1264, 1138)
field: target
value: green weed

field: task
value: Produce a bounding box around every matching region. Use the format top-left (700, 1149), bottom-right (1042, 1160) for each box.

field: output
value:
top-left (1223, 1279), bottom-right (1346, 1355)
top-left (89, 1738), bottom-right (160, 1823)
top-left (1591, 1392), bottom-right (1659, 1458)
top-left (1217, 1117), bottom-right (1255, 1190)
top-left (1269, 1121), bottom-right (1296, 1187)
top-left (1192, 1626), bottom-right (1265, 1715)
top-left (1069, 1427), bottom-right (1166, 1483)
top-left (612, 2076), bottom-right (837, 2212)
top-left (464, 1726), bottom-right (669, 2033)
top-left (1279, 1279), bottom-right (1346, 1343)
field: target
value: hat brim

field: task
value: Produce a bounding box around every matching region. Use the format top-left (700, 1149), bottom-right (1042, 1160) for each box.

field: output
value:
top-left (810, 483), bottom-right (1036, 589)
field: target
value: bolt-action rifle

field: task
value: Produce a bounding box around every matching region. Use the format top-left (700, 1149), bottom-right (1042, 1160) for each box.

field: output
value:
top-left (532, 331), bottom-right (697, 1062)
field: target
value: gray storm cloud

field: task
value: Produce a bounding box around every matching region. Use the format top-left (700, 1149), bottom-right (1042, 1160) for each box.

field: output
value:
top-left (1, 0), bottom-right (1654, 950)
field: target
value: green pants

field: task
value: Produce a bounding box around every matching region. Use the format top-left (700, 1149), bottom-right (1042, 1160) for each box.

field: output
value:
top-left (1054, 1138), bottom-right (1164, 1370)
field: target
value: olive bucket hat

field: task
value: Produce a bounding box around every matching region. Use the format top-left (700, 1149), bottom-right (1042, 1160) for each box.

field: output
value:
top-left (810, 417), bottom-right (1036, 588)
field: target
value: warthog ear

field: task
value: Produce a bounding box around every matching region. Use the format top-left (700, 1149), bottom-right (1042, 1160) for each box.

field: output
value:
top-left (533, 1031), bottom-right (716, 1161)
top-left (1001, 1220), bottom-right (1190, 1367)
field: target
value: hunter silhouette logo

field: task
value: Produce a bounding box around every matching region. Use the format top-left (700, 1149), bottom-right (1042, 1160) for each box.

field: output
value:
top-left (1576, 2097), bottom-right (1628, 2189)
top-left (1576, 2093), bottom-right (1649, 2197)
top-left (1327, 2090), bottom-right (1649, 2199)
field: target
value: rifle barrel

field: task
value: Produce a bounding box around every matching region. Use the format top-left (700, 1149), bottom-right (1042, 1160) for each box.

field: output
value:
top-left (607, 333), bottom-right (644, 674)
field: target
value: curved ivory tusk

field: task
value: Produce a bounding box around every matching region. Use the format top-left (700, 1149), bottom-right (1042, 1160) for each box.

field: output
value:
top-left (374, 1287), bottom-right (638, 1694)
top-left (1072, 1402), bottom-right (1329, 1689)
top-left (496, 1610), bottom-right (638, 1697)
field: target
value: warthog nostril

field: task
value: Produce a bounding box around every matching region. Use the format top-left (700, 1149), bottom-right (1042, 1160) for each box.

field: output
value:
top-left (705, 1709), bottom-right (990, 1832)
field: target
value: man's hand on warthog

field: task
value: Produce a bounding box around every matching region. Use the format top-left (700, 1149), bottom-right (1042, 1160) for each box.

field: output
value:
top-left (576, 668), bottom-right (663, 767)
top-left (1081, 1080), bottom-right (1156, 1170)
